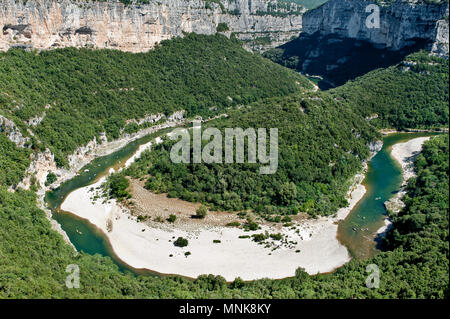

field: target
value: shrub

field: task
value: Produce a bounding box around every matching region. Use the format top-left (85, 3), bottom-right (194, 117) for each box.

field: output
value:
top-left (244, 218), bottom-right (259, 231)
top-left (45, 172), bottom-right (57, 186)
top-left (270, 233), bottom-right (282, 240)
top-left (174, 237), bottom-right (188, 247)
top-left (137, 215), bottom-right (148, 222)
top-left (195, 205), bottom-right (208, 219)
top-left (281, 216), bottom-right (292, 222)
top-left (252, 233), bottom-right (267, 242)
top-left (216, 23), bottom-right (229, 32)
top-left (167, 214), bottom-right (177, 223)
top-left (226, 221), bottom-right (240, 227)
top-left (106, 173), bottom-right (130, 200)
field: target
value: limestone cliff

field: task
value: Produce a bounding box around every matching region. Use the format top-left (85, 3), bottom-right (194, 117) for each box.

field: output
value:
top-left (264, 0), bottom-right (449, 87)
top-left (302, 0), bottom-right (449, 57)
top-left (0, 115), bottom-right (30, 147)
top-left (0, 0), bottom-right (304, 52)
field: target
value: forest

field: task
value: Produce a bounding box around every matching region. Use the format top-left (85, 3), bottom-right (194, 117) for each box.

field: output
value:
top-left (123, 93), bottom-right (379, 218)
top-left (0, 134), bottom-right (30, 186)
top-left (0, 33), bottom-right (311, 167)
top-left (331, 51), bottom-right (449, 130)
top-left (0, 30), bottom-right (448, 298)
top-left (0, 135), bottom-right (447, 298)
top-left (116, 51), bottom-right (448, 219)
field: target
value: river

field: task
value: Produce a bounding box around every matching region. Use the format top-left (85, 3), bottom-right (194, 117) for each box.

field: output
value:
top-left (337, 132), bottom-right (439, 259)
top-left (44, 131), bottom-right (438, 275)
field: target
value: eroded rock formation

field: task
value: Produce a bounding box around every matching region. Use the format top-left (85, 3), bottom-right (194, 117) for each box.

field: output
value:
top-left (0, 0), bottom-right (304, 52)
top-left (302, 0), bottom-right (449, 57)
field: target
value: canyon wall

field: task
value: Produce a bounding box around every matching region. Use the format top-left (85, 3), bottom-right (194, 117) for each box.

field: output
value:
top-left (0, 0), bottom-right (304, 53)
top-left (302, 0), bottom-right (449, 57)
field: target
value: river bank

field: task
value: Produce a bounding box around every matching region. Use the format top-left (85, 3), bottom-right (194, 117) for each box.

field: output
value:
top-left (384, 136), bottom-right (431, 214)
top-left (380, 128), bottom-right (448, 136)
top-left (61, 168), bottom-right (366, 281)
top-left (50, 130), bottom-right (434, 280)
top-left (26, 112), bottom-right (186, 245)
top-left (336, 133), bottom-right (439, 259)
top-left (59, 135), bottom-right (374, 281)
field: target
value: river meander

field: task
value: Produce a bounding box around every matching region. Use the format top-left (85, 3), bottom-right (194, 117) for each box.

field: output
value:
top-left (45, 131), bottom-right (439, 275)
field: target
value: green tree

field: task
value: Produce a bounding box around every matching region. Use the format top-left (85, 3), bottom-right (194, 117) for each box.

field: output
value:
top-left (195, 205), bottom-right (208, 219)
top-left (174, 237), bottom-right (189, 247)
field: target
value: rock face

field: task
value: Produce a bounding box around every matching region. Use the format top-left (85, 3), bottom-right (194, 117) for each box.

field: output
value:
top-left (0, 0), bottom-right (304, 53)
top-left (0, 115), bottom-right (29, 147)
top-left (264, 0), bottom-right (449, 88)
top-left (368, 140), bottom-right (383, 154)
top-left (302, 0), bottom-right (449, 57)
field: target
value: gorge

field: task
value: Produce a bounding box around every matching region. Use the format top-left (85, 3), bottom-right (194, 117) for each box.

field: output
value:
top-left (0, 0), bottom-right (448, 299)
top-left (264, 0), bottom-right (449, 87)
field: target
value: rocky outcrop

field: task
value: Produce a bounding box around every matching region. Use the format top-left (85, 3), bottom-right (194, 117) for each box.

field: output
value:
top-left (302, 0), bottom-right (449, 57)
top-left (0, 0), bottom-right (304, 53)
top-left (433, 18), bottom-right (449, 57)
top-left (0, 115), bottom-right (29, 147)
top-left (368, 140), bottom-right (383, 154)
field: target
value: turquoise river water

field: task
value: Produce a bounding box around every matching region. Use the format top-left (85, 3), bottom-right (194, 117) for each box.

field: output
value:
top-left (44, 131), bottom-right (439, 274)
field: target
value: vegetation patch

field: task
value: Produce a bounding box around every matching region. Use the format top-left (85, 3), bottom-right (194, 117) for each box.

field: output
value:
top-left (174, 237), bottom-right (189, 247)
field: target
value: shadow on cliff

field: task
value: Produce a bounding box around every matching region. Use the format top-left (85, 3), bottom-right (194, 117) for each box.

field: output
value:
top-left (264, 32), bottom-right (430, 90)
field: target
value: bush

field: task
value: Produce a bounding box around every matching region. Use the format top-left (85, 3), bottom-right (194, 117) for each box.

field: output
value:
top-left (167, 214), bottom-right (177, 223)
top-left (174, 237), bottom-right (188, 247)
top-left (216, 23), bottom-right (229, 32)
top-left (252, 233), bottom-right (267, 242)
top-left (244, 218), bottom-right (259, 231)
top-left (45, 172), bottom-right (57, 186)
top-left (281, 216), bottom-right (292, 223)
top-left (137, 215), bottom-right (148, 222)
top-left (270, 233), bottom-right (282, 241)
top-left (226, 221), bottom-right (240, 227)
top-left (195, 205), bottom-right (208, 219)
top-left (106, 173), bottom-right (130, 200)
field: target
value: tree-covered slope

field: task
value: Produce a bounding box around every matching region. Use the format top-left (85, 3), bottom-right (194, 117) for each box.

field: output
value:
top-left (1, 135), bottom-right (447, 298)
top-left (0, 134), bottom-right (30, 186)
top-left (118, 51), bottom-right (449, 219)
top-left (123, 92), bottom-right (379, 218)
top-left (0, 33), bottom-right (312, 166)
top-left (331, 51), bottom-right (449, 130)
top-left (0, 29), bottom-right (448, 299)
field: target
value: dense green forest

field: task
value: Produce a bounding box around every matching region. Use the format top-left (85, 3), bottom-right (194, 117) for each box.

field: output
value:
top-left (266, 46), bottom-right (448, 129)
top-left (115, 52), bottom-right (448, 219)
top-left (0, 27), bottom-right (448, 298)
top-left (0, 134), bottom-right (30, 186)
top-left (331, 51), bottom-right (449, 130)
top-left (0, 33), bottom-right (311, 167)
top-left (1, 135), bottom-right (447, 298)
top-left (123, 93), bottom-right (379, 218)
